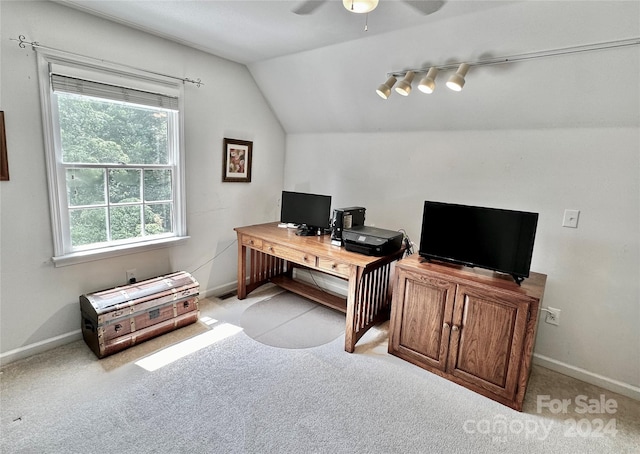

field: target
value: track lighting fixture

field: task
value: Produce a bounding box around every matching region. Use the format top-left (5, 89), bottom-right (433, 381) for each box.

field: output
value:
top-left (343, 0), bottom-right (379, 14)
top-left (446, 63), bottom-right (469, 92)
top-left (375, 37), bottom-right (640, 101)
top-left (376, 76), bottom-right (397, 99)
top-left (394, 71), bottom-right (415, 96)
top-left (418, 67), bottom-right (439, 94)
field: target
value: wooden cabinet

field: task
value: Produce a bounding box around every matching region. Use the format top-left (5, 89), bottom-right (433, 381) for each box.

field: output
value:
top-left (388, 254), bottom-right (546, 411)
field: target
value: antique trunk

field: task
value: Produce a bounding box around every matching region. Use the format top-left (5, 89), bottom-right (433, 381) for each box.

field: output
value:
top-left (80, 271), bottom-right (200, 358)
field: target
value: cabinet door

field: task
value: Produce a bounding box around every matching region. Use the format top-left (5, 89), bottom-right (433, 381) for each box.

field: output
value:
top-left (447, 284), bottom-right (530, 400)
top-left (389, 269), bottom-right (456, 371)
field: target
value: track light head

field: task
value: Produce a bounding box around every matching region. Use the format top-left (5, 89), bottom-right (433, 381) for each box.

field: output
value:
top-left (343, 0), bottom-right (379, 14)
top-left (446, 63), bottom-right (470, 92)
top-left (418, 67), bottom-right (439, 94)
top-left (395, 71), bottom-right (415, 96)
top-left (376, 76), bottom-right (397, 100)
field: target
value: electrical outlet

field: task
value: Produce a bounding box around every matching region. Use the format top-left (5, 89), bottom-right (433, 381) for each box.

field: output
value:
top-left (126, 269), bottom-right (137, 284)
top-left (545, 307), bottom-right (561, 326)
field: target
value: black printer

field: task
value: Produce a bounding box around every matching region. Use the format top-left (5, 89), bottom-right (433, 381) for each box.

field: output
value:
top-left (342, 226), bottom-right (403, 256)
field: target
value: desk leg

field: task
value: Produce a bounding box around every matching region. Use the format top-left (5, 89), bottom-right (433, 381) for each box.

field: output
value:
top-left (344, 261), bottom-right (395, 353)
top-left (237, 239), bottom-right (247, 300)
top-left (344, 267), bottom-right (361, 353)
top-left (237, 240), bottom-right (288, 300)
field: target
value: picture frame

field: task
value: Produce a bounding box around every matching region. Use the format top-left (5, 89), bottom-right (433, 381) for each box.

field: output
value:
top-left (222, 138), bottom-right (252, 183)
top-left (0, 111), bottom-right (8, 181)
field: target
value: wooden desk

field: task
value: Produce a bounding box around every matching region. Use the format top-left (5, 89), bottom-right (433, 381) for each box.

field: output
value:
top-left (234, 222), bottom-right (405, 352)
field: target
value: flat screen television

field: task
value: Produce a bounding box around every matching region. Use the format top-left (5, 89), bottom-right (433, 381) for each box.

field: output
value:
top-left (418, 201), bottom-right (538, 285)
top-left (280, 191), bottom-right (332, 236)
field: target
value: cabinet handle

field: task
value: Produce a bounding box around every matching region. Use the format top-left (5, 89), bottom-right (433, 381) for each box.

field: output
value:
top-left (451, 325), bottom-right (460, 332)
top-left (443, 322), bottom-right (450, 330)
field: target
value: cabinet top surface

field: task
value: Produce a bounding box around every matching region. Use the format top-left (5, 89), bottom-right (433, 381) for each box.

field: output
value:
top-left (235, 222), bottom-right (404, 267)
top-left (397, 254), bottom-right (547, 299)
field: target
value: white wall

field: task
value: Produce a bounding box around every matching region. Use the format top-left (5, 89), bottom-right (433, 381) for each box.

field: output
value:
top-left (0, 1), bottom-right (285, 361)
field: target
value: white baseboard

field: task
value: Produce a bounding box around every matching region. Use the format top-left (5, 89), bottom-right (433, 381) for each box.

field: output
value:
top-left (292, 269), bottom-right (348, 296)
top-left (200, 280), bottom-right (239, 299)
top-left (533, 353), bottom-right (640, 401)
top-left (0, 330), bottom-right (82, 367)
top-left (0, 281), bottom-right (239, 367)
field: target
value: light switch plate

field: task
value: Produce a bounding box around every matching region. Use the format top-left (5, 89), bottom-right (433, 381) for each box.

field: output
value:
top-left (562, 209), bottom-right (580, 228)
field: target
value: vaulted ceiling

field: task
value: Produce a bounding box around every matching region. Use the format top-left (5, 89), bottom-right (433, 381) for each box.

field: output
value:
top-left (55, 1), bottom-right (503, 64)
top-left (54, 1), bottom-right (640, 134)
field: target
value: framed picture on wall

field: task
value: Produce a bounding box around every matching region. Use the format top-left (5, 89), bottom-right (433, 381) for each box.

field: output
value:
top-left (222, 138), bottom-right (252, 183)
top-left (0, 111), bottom-right (8, 181)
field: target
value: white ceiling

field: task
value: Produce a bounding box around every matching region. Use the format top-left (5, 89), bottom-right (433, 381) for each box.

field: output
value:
top-left (52, 1), bottom-right (640, 134)
top-left (54, 0), bottom-right (501, 64)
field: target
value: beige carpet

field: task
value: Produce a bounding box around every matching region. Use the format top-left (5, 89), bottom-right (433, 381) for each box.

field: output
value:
top-left (240, 291), bottom-right (345, 349)
top-left (2, 285), bottom-right (639, 453)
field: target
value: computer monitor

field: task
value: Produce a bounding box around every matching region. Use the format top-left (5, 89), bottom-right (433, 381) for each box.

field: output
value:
top-left (280, 191), bottom-right (332, 236)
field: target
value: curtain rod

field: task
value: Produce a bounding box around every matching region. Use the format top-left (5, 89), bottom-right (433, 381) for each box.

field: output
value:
top-left (387, 37), bottom-right (640, 77)
top-left (11, 35), bottom-right (204, 87)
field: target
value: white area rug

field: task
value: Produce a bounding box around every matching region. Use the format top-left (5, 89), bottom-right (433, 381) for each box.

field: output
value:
top-left (240, 291), bottom-right (345, 349)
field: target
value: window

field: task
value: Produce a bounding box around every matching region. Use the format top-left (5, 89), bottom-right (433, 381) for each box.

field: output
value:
top-left (38, 53), bottom-right (187, 266)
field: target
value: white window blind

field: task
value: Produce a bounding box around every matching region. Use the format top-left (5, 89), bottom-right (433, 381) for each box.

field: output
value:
top-left (51, 73), bottom-right (179, 111)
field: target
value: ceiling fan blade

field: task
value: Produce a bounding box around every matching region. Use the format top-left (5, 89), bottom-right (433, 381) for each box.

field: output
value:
top-left (402, 0), bottom-right (446, 15)
top-left (292, 0), bottom-right (328, 15)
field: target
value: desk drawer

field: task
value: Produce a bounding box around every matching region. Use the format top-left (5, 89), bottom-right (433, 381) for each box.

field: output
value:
top-left (317, 258), bottom-right (351, 278)
top-left (242, 235), bottom-right (263, 249)
top-left (264, 242), bottom-right (317, 267)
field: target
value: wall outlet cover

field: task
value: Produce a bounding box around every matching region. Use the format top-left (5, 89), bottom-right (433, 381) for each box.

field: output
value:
top-left (562, 209), bottom-right (580, 228)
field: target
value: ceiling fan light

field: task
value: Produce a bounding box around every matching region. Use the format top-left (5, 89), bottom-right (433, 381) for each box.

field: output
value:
top-left (343, 0), bottom-right (379, 14)
top-left (394, 71), bottom-right (415, 96)
top-left (446, 63), bottom-right (469, 92)
top-left (418, 67), bottom-right (439, 94)
top-left (376, 76), bottom-right (397, 99)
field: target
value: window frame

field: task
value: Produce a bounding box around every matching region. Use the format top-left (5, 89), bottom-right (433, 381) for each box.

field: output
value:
top-left (37, 50), bottom-right (188, 267)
